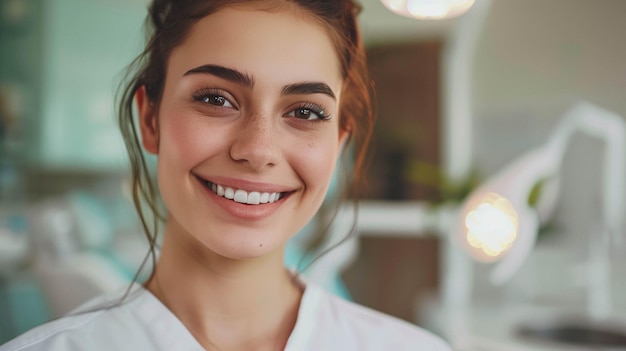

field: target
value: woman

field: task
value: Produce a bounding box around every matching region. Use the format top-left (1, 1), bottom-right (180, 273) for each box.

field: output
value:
top-left (1, 1), bottom-right (451, 350)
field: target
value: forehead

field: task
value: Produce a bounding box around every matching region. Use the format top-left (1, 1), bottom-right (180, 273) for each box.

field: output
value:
top-left (167, 4), bottom-right (343, 88)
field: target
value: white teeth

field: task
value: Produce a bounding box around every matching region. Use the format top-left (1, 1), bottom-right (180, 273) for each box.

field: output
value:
top-left (260, 192), bottom-right (269, 204)
top-left (224, 187), bottom-right (235, 200)
top-left (247, 192), bottom-right (261, 205)
top-left (234, 189), bottom-right (247, 203)
top-left (208, 182), bottom-right (282, 205)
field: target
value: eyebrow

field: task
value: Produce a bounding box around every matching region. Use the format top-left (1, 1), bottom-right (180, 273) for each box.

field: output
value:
top-left (184, 64), bottom-right (336, 100)
top-left (184, 64), bottom-right (254, 88)
top-left (282, 82), bottom-right (336, 101)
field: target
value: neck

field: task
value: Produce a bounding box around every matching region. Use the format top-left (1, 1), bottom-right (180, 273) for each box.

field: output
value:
top-left (146, 219), bottom-right (303, 351)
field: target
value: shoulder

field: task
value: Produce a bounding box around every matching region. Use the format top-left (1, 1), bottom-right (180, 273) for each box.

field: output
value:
top-left (0, 287), bottom-right (147, 351)
top-left (294, 284), bottom-right (452, 351)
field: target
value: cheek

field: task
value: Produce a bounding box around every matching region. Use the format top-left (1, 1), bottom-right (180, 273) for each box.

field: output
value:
top-left (159, 113), bottom-right (226, 167)
top-left (295, 135), bottom-right (342, 193)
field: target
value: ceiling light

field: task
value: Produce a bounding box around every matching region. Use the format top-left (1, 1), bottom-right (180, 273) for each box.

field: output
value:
top-left (380, 0), bottom-right (476, 20)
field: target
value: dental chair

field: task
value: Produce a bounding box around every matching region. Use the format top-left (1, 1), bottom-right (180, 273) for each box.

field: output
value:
top-left (29, 192), bottom-right (148, 318)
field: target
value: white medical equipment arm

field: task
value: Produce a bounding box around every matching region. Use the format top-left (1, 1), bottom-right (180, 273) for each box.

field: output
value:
top-left (464, 102), bottom-right (625, 288)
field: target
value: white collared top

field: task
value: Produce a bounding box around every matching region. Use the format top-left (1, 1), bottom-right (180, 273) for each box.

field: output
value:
top-left (1, 281), bottom-right (451, 351)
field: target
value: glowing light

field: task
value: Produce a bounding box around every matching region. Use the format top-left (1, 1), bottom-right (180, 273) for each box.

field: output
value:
top-left (408, 0), bottom-right (448, 19)
top-left (381, 0), bottom-right (475, 20)
top-left (464, 193), bottom-right (518, 258)
top-left (387, 0), bottom-right (406, 11)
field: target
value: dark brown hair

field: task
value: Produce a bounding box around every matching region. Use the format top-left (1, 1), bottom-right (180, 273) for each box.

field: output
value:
top-left (117, 0), bottom-right (374, 273)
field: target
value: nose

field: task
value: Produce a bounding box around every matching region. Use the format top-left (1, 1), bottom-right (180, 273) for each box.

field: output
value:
top-left (229, 112), bottom-right (280, 170)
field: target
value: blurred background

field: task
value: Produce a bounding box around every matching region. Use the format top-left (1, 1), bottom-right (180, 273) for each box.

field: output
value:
top-left (1, 0), bottom-right (626, 350)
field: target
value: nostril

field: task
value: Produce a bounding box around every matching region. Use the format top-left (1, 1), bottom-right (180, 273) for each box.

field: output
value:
top-left (229, 119), bottom-right (280, 168)
top-left (229, 142), bottom-right (280, 169)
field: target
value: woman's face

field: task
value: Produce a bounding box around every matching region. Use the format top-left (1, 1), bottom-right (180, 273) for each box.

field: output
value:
top-left (139, 4), bottom-right (346, 260)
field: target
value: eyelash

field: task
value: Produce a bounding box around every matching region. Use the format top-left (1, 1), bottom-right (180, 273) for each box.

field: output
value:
top-left (190, 88), bottom-right (331, 121)
top-left (288, 102), bottom-right (331, 121)
top-left (191, 88), bottom-right (235, 108)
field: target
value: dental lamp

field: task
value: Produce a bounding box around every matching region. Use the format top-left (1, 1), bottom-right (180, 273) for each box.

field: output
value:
top-left (453, 101), bottom-right (625, 318)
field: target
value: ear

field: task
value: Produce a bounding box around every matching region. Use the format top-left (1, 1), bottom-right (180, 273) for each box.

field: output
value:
top-left (135, 86), bottom-right (159, 154)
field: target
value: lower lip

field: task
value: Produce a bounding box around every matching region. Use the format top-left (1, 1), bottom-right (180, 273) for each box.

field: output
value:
top-left (196, 179), bottom-right (290, 221)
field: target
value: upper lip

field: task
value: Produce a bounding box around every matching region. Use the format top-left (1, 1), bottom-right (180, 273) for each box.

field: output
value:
top-left (193, 174), bottom-right (296, 193)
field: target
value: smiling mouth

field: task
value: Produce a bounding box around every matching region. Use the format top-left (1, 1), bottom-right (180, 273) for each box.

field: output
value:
top-left (199, 179), bottom-right (288, 205)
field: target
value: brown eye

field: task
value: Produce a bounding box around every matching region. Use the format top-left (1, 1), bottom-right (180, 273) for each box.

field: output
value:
top-left (295, 108), bottom-right (314, 119)
top-left (192, 88), bottom-right (236, 109)
top-left (286, 104), bottom-right (329, 121)
top-left (201, 95), bottom-right (232, 107)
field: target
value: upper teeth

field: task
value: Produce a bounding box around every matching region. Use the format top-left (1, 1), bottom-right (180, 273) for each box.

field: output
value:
top-left (210, 183), bottom-right (282, 205)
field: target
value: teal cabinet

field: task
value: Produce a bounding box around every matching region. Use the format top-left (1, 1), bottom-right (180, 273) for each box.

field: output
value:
top-left (1, 0), bottom-right (147, 171)
top-left (37, 0), bottom-right (146, 171)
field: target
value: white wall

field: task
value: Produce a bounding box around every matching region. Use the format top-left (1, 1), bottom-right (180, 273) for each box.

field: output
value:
top-left (475, 0), bottom-right (626, 113)
top-left (472, 0), bottom-right (626, 173)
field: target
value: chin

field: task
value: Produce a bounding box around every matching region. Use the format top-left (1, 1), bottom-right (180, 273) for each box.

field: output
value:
top-left (196, 227), bottom-right (287, 261)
